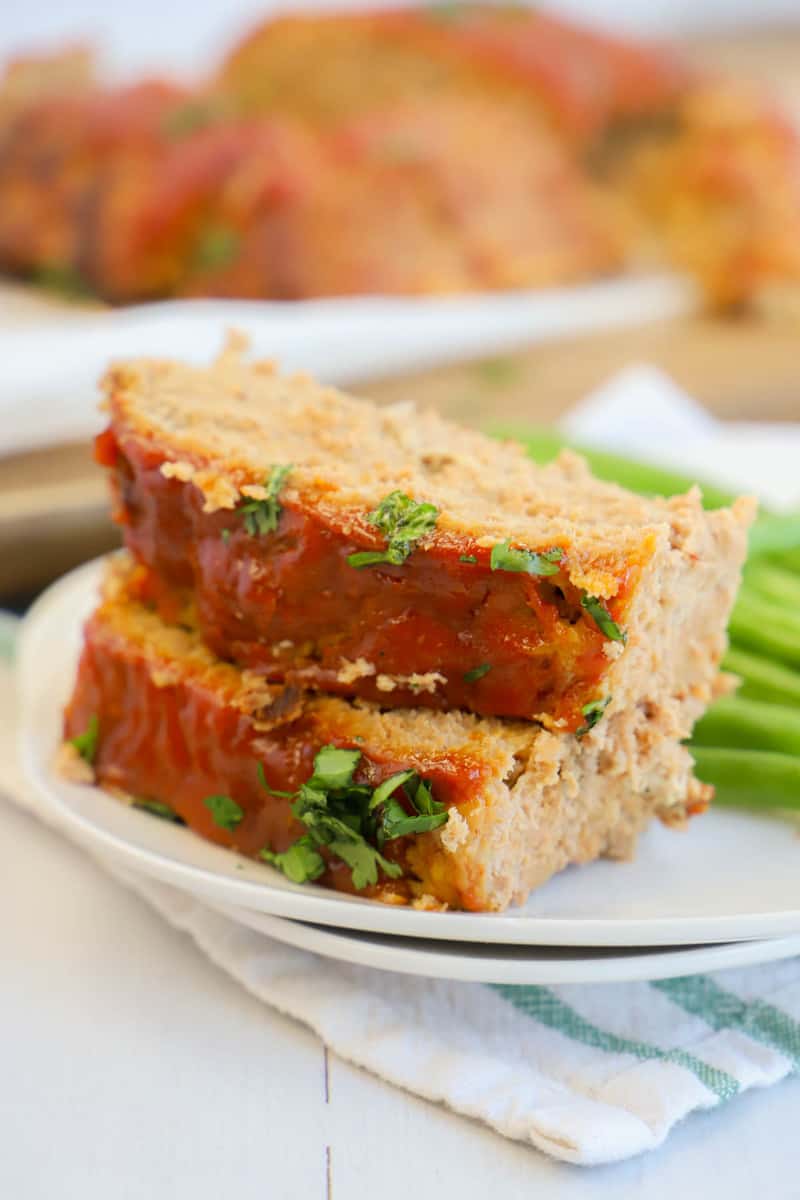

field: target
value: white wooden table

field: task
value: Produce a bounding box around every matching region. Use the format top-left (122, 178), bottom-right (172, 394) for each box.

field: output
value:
top-left (2, 795), bottom-right (798, 1199)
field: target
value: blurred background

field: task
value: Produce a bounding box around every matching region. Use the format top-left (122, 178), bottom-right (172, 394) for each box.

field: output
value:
top-left (0, 0), bottom-right (798, 602)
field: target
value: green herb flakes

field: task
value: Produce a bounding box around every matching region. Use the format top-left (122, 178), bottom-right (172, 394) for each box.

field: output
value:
top-left (162, 99), bottom-right (224, 139)
top-left (459, 554), bottom-right (478, 564)
top-left (70, 715), bottom-right (99, 764)
top-left (193, 226), bottom-right (241, 272)
top-left (258, 745), bottom-right (447, 890)
top-left (308, 745), bottom-right (361, 790)
top-left (490, 541), bottom-right (563, 576)
top-left (203, 794), bottom-right (244, 832)
top-left (133, 799), bottom-right (185, 824)
top-left (238, 464), bottom-right (292, 536)
top-left (33, 262), bottom-right (94, 301)
top-left (576, 697), bottom-right (611, 738)
top-left (347, 491), bottom-right (438, 569)
top-left (474, 357), bottom-right (519, 388)
top-left (463, 663), bottom-right (492, 684)
top-left (580, 594), bottom-right (626, 643)
top-left (260, 836), bottom-right (325, 885)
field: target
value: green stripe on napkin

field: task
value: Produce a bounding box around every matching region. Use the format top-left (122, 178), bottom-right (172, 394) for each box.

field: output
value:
top-left (492, 984), bottom-right (740, 1101)
top-left (655, 976), bottom-right (800, 1067)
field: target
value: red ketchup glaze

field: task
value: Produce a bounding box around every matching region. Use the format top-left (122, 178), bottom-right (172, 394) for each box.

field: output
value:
top-left (107, 430), bottom-right (633, 730)
top-left (63, 609), bottom-right (483, 901)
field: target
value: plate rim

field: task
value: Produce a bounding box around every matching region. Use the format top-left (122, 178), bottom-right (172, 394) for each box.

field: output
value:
top-left (19, 556), bottom-right (800, 950)
top-left (192, 904), bottom-right (800, 985)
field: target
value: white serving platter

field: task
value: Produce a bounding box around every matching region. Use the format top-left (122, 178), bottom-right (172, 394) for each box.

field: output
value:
top-left (0, 275), bottom-right (695, 458)
top-left (19, 558), bottom-right (800, 950)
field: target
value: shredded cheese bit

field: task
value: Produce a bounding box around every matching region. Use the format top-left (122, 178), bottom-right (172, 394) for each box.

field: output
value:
top-left (439, 809), bottom-right (469, 852)
top-left (160, 460), bottom-right (195, 483)
top-left (150, 666), bottom-right (181, 689)
top-left (55, 741), bottom-right (95, 785)
top-left (376, 671), bottom-right (447, 695)
top-left (336, 657), bottom-right (377, 684)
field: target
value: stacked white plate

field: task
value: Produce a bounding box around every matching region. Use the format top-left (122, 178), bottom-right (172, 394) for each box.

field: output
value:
top-left (18, 559), bottom-right (800, 985)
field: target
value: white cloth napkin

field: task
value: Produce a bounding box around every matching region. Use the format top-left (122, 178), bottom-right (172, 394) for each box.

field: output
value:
top-left (5, 373), bottom-right (800, 1167)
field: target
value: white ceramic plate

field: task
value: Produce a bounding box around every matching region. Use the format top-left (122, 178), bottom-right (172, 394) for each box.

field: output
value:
top-left (20, 557), bottom-right (800, 949)
top-left (208, 905), bottom-right (800, 985)
top-left (0, 276), bottom-right (695, 458)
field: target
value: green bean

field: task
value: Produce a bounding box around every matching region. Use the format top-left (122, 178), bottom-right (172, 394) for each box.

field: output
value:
top-left (692, 695), bottom-right (800, 756)
top-left (744, 562), bottom-right (800, 609)
top-left (729, 593), bottom-right (800, 668)
top-left (493, 426), bottom-right (800, 564)
top-left (772, 546), bottom-right (800, 575)
top-left (747, 512), bottom-right (800, 559)
top-left (691, 747), bottom-right (800, 810)
top-left (723, 646), bottom-right (800, 706)
top-left (490, 426), bottom-right (737, 508)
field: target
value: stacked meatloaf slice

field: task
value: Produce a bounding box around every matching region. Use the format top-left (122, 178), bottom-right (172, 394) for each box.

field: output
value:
top-left (62, 341), bottom-right (753, 910)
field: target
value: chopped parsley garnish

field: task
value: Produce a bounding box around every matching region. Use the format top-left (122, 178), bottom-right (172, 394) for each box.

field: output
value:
top-left (425, 2), bottom-right (465, 23)
top-left (70, 715), bottom-right (99, 764)
top-left (261, 836), bottom-right (325, 885)
top-left (475, 357), bottom-right (519, 387)
top-left (373, 774), bottom-right (449, 844)
top-left (347, 491), bottom-right (439, 569)
top-left (490, 542), bottom-right (563, 577)
top-left (238, 464), bottom-right (292, 536)
top-left (580, 594), bottom-right (626, 643)
top-left (133, 799), bottom-right (185, 824)
top-left (203, 794), bottom-right (244, 832)
top-left (257, 745), bottom-right (447, 889)
top-left (463, 663), bottom-right (492, 683)
top-left (459, 554), bottom-right (478, 564)
top-left (193, 226), bottom-right (241, 272)
top-left (33, 262), bottom-right (94, 301)
top-left (576, 697), bottom-right (611, 738)
top-left (162, 99), bottom-right (224, 139)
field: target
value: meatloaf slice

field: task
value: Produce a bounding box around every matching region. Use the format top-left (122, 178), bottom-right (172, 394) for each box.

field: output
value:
top-left (98, 340), bottom-right (754, 731)
top-left (62, 554), bottom-right (715, 912)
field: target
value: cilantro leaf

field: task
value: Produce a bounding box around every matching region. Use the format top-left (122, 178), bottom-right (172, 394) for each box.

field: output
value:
top-left (580, 595), bottom-right (626, 643)
top-left (308, 745), bottom-right (361, 791)
top-left (33, 262), bottom-right (94, 301)
top-left (459, 554), bottom-right (477, 564)
top-left (133, 799), bottom-right (185, 824)
top-left (327, 838), bottom-right (402, 889)
top-left (256, 746), bottom-right (446, 891)
top-left (425, 2), bottom-right (465, 22)
top-left (238, 464), bottom-right (292, 536)
top-left (162, 99), bottom-right (223, 139)
top-left (260, 835), bottom-right (326, 884)
top-left (463, 663), bottom-right (492, 683)
top-left (70, 715), bottom-right (99, 764)
top-left (576, 697), bottom-right (611, 738)
top-left (203, 794), bottom-right (244, 832)
top-left (256, 761), bottom-right (294, 798)
top-left (374, 773), bottom-right (448, 843)
top-left (369, 770), bottom-right (417, 811)
top-left (347, 491), bottom-right (438, 569)
top-left (193, 226), bottom-right (241, 272)
top-left (489, 542), bottom-right (563, 576)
